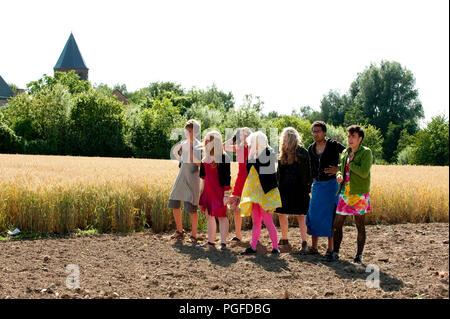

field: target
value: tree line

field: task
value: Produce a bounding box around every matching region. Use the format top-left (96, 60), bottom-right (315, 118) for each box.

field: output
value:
top-left (0, 60), bottom-right (448, 166)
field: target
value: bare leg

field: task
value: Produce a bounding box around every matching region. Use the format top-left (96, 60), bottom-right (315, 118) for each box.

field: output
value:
top-left (297, 215), bottom-right (307, 243)
top-left (206, 213), bottom-right (217, 244)
top-left (218, 217), bottom-right (229, 244)
top-left (233, 209), bottom-right (242, 240)
top-left (173, 208), bottom-right (183, 232)
top-left (278, 214), bottom-right (289, 240)
top-left (327, 236), bottom-right (334, 252)
top-left (312, 235), bottom-right (318, 250)
top-left (190, 212), bottom-right (198, 238)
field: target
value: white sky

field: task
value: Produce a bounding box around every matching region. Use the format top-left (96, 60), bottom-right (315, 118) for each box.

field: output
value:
top-left (1, 0), bottom-right (448, 123)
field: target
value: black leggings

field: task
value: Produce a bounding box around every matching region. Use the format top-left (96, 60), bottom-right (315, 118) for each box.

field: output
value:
top-left (333, 214), bottom-right (366, 255)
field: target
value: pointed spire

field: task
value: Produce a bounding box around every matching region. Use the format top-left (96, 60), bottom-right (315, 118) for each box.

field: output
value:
top-left (54, 33), bottom-right (88, 69)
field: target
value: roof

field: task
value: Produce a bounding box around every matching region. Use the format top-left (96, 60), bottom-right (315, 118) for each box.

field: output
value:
top-left (112, 89), bottom-right (130, 105)
top-left (54, 33), bottom-right (88, 70)
top-left (0, 75), bottom-right (14, 99)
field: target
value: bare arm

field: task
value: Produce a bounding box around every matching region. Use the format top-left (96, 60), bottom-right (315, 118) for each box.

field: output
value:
top-left (223, 138), bottom-right (236, 153)
top-left (172, 143), bottom-right (182, 162)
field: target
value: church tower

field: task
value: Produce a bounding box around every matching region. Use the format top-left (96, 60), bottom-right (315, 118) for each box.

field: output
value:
top-left (54, 33), bottom-right (89, 80)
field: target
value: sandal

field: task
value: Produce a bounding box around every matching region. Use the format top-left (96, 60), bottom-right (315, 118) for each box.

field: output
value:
top-left (278, 239), bottom-right (290, 246)
top-left (188, 236), bottom-right (198, 243)
top-left (170, 230), bottom-right (185, 239)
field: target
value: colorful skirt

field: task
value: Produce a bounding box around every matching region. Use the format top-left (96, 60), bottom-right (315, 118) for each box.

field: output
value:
top-left (238, 166), bottom-right (282, 217)
top-left (336, 180), bottom-right (371, 216)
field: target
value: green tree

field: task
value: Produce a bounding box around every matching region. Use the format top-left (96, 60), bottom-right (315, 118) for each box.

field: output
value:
top-left (382, 120), bottom-right (417, 162)
top-left (2, 84), bottom-right (74, 154)
top-left (396, 128), bottom-right (414, 156)
top-left (397, 146), bottom-right (415, 165)
top-left (128, 97), bottom-right (181, 158)
top-left (7, 83), bottom-right (19, 95)
top-left (0, 111), bottom-right (22, 153)
top-left (94, 83), bottom-right (113, 96)
top-left (69, 89), bottom-right (129, 157)
top-left (351, 60), bottom-right (424, 136)
top-left (326, 125), bottom-right (347, 146)
top-left (221, 104), bottom-right (263, 132)
top-left (273, 115), bottom-right (313, 147)
top-left (113, 83), bottom-right (128, 96)
top-left (320, 91), bottom-right (352, 126)
top-left (189, 84), bottom-right (234, 111)
top-left (1, 92), bottom-right (37, 141)
top-left (184, 103), bottom-right (224, 131)
top-left (265, 111), bottom-right (280, 120)
top-left (411, 115), bottom-right (449, 166)
top-left (27, 71), bottom-right (90, 96)
top-left (343, 103), bottom-right (368, 127)
top-left (241, 94), bottom-right (264, 113)
top-left (293, 105), bottom-right (323, 123)
top-left (360, 124), bottom-right (384, 162)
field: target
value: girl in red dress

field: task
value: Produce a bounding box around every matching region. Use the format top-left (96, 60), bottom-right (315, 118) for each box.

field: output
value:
top-left (198, 131), bottom-right (232, 249)
top-left (223, 127), bottom-right (252, 242)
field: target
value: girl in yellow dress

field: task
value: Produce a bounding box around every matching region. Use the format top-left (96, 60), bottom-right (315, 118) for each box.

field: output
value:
top-left (239, 131), bottom-right (282, 255)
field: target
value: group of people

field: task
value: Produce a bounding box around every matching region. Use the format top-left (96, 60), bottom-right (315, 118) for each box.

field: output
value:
top-left (168, 119), bottom-right (373, 264)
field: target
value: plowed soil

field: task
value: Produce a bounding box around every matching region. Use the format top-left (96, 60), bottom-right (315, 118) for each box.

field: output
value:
top-left (0, 223), bottom-right (448, 299)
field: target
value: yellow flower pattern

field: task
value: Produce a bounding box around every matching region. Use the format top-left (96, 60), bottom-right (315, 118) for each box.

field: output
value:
top-left (239, 166), bottom-right (282, 217)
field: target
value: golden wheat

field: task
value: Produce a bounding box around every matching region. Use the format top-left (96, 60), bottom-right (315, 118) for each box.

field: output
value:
top-left (0, 154), bottom-right (448, 234)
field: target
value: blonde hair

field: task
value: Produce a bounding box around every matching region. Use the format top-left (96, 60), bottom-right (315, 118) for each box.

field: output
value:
top-left (203, 130), bottom-right (224, 163)
top-left (279, 127), bottom-right (303, 165)
top-left (237, 127), bottom-right (252, 145)
top-left (246, 131), bottom-right (268, 158)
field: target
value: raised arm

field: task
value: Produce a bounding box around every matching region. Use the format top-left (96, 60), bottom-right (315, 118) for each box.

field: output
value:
top-left (223, 137), bottom-right (236, 153)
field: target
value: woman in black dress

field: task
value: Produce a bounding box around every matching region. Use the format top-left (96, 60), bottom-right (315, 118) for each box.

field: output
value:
top-left (276, 127), bottom-right (312, 253)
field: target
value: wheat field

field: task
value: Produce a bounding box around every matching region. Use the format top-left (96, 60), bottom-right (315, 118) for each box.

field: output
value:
top-left (0, 154), bottom-right (448, 234)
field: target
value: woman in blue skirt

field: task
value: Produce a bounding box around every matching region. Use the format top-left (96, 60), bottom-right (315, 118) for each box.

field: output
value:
top-left (305, 121), bottom-right (346, 261)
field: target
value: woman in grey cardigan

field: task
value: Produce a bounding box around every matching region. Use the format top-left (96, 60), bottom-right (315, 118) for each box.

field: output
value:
top-left (168, 120), bottom-right (202, 242)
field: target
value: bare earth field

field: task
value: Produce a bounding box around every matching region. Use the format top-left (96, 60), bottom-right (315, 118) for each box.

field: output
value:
top-left (0, 223), bottom-right (448, 299)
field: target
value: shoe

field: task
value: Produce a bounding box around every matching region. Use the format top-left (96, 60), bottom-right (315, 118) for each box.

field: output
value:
top-left (278, 239), bottom-right (289, 246)
top-left (219, 243), bottom-right (227, 250)
top-left (299, 241), bottom-right (309, 254)
top-left (188, 236), bottom-right (197, 243)
top-left (198, 242), bottom-right (215, 248)
top-left (241, 247), bottom-right (257, 255)
top-left (271, 249), bottom-right (281, 256)
top-left (306, 247), bottom-right (319, 255)
top-left (170, 230), bottom-right (185, 240)
top-left (7, 228), bottom-right (21, 236)
top-left (353, 254), bottom-right (363, 265)
top-left (230, 237), bottom-right (241, 242)
top-left (321, 251), bottom-right (339, 262)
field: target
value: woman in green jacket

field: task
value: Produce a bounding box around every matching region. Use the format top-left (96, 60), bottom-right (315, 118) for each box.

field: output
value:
top-left (333, 125), bottom-right (373, 265)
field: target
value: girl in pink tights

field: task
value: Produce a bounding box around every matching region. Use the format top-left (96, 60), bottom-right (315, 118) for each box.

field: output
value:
top-left (239, 131), bottom-right (282, 255)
